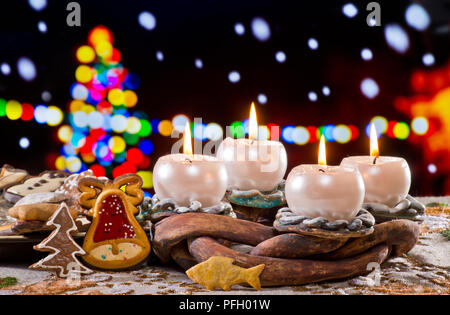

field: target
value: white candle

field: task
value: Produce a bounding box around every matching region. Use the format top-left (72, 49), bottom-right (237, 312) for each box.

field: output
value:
top-left (340, 124), bottom-right (411, 207)
top-left (153, 122), bottom-right (228, 207)
top-left (285, 136), bottom-right (365, 221)
top-left (216, 103), bottom-right (287, 191)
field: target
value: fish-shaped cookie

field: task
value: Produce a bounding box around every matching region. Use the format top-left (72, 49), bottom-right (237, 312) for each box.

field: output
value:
top-left (186, 256), bottom-right (265, 291)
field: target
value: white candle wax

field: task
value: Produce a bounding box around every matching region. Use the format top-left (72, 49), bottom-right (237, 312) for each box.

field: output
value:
top-left (216, 137), bottom-right (287, 191)
top-left (340, 156), bottom-right (411, 207)
top-left (153, 154), bottom-right (228, 207)
top-left (285, 164), bottom-right (365, 221)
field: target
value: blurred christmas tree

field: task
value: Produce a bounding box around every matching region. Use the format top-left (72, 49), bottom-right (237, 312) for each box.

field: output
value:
top-left (55, 26), bottom-right (153, 189)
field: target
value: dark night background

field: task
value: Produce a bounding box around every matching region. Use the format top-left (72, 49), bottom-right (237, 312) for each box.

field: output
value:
top-left (0, 0), bottom-right (449, 196)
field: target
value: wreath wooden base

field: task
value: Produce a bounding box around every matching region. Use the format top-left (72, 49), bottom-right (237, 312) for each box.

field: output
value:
top-left (152, 213), bottom-right (419, 287)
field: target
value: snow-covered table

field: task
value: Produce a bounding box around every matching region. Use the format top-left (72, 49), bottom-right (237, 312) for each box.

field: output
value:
top-left (1, 197), bottom-right (449, 295)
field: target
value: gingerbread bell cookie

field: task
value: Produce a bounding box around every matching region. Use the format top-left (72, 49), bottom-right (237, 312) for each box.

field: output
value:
top-left (79, 174), bottom-right (150, 270)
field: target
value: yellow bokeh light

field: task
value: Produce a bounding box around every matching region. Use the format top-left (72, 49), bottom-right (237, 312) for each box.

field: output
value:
top-left (89, 27), bottom-right (112, 47)
top-left (81, 152), bottom-right (96, 163)
top-left (158, 120), bottom-right (173, 136)
top-left (75, 65), bottom-right (93, 83)
top-left (57, 125), bottom-right (73, 143)
top-left (81, 104), bottom-right (95, 114)
top-left (46, 106), bottom-right (64, 126)
top-left (126, 117), bottom-right (141, 134)
top-left (123, 90), bottom-right (138, 107)
top-left (108, 89), bottom-right (124, 106)
top-left (76, 45), bottom-right (96, 64)
top-left (370, 116), bottom-right (388, 134)
top-left (137, 171), bottom-right (153, 189)
top-left (55, 156), bottom-right (66, 170)
top-left (69, 100), bottom-right (85, 113)
top-left (333, 124), bottom-right (352, 144)
top-left (108, 136), bottom-right (126, 153)
top-left (65, 156), bottom-right (82, 173)
top-left (393, 122), bottom-right (410, 140)
top-left (95, 40), bottom-right (113, 59)
top-left (6, 100), bottom-right (22, 120)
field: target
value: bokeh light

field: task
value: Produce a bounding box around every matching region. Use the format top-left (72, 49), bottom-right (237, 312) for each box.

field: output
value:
top-left (228, 71), bottom-right (241, 83)
top-left (138, 11), bottom-right (157, 30)
top-left (342, 3), bottom-right (358, 18)
top-left (234, 23), bottom-right (245, 36)
top-left (17, 57), bottom-right (37, 81)
top-left (1, 63), bottom-right (11, 75)
top-left (405, 4), bottom-right (430, 31)
top-left (384, 23), bottom-right (410, 54)
top-left (360, 78), bottom-right (379, 99)
top-left (411, 117), bottom-right (429, 135)
top-left (361, 48), bottom-right (373, 61)
top-left (308, 38), bottom-right (319, 50)
top-left (393, 122), bottom-right (410, 140)
top-left (275, 51), bottom-right (286, 63)
top-left (251, 17), bottom-right (271, 42)
top-left (19, 137), bottom-right (30, 149)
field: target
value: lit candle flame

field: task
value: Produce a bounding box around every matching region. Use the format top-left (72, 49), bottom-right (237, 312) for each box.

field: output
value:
top-left (183, 121), bottom-right (193, 156)
top-left (370, 123), bottom-right (379, 157)
top-left (249, 102), bottom-right (258, 140)
top-left (318, 135), bottom-right (327, 166)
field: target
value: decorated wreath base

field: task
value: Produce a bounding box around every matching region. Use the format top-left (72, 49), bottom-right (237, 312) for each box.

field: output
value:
top-left (139, 196), bottom-right (236, 223)
top-left (152, 210), bottom-right (420, 287)
top-left (225, 181), bottom-right (286, 225)
top-left (274, 208), bottom-right (375, 239)
top-left (363, 195), bottom-right (426, 223)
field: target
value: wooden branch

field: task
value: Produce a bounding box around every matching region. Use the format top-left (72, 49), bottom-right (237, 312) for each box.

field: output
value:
top-left (188, 236), bottom-right (390, 286)
top-left (313, 220), bottom-right (419, 260)
top-left (250, 233), bottom-right (347, 258)
top-left (170, 241), bottom-right (198, 270)
top-left (153, 213), bottom-right (276, 262)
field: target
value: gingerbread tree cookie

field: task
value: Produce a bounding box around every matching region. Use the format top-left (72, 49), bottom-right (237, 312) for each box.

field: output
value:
top-left (79, 174), bottom-right (150, 270)
top-left (30, 202), bottom-right (92, 277)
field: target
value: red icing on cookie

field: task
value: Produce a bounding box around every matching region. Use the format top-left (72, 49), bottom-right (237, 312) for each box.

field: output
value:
top-left (93, 194), bottom-right (135, 242)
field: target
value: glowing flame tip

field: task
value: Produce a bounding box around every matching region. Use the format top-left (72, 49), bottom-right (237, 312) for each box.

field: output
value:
top-left (318, 135), bottom-right (327, 166)
top-left (370, 123), bottom-right (379, 157)
top-left (249, 102), bottom-right (258, 140)
top-left (183, 121), bottom-right (193, 156)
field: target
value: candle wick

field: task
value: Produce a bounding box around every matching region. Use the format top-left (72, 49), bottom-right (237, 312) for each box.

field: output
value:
top-left (319, 168), bottom-right (325, 173)
top-left (373, 155), bottom-right (379, 165)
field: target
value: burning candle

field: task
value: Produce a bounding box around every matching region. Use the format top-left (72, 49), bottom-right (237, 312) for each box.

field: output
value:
top-left (153, 122), bottom-right (228, 207)
top-left (285, 136), bottom-right (365, 221)
top-left (340, 123), bottom-right (411, 207)
top-left (216, 102), bottom-right (287, 191)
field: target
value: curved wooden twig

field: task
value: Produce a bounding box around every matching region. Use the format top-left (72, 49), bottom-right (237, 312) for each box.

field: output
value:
top-left (188, 236), bottom-right (390, 286)
top-left (170, 241), bottom-right (198, 270)
top-left (313, 219), bottom-right (419, 260)
top-left (153, 213), bottom-right (276, 262)
top-left (250, 233), bottom-right (347, 258)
